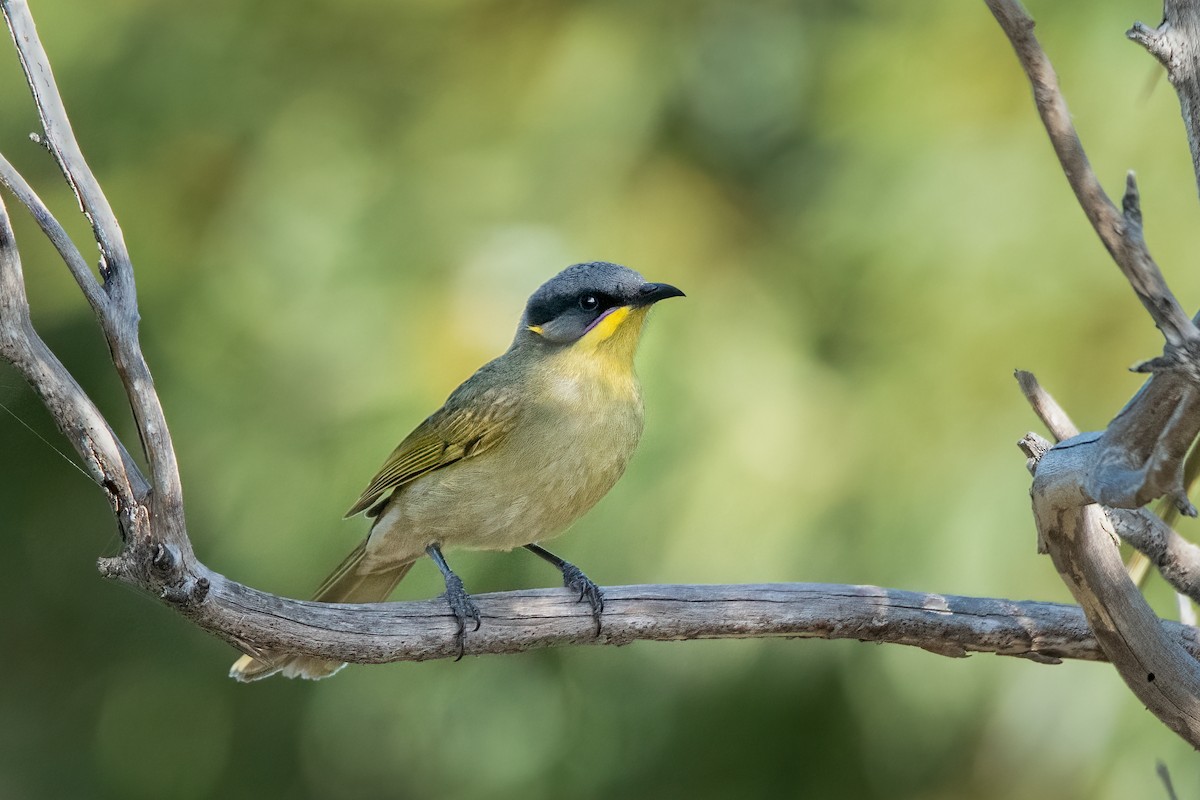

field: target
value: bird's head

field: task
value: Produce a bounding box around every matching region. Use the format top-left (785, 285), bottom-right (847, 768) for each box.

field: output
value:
top-left (516, 262), bottom-right (684, 358)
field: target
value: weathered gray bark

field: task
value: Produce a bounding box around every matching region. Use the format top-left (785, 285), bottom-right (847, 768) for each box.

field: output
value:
top-left (989, 0), bottom-right (1200, 747)
top-left (1018, 371), bottom-right (1200, 607)
top-left (1129, 2), bottom-right (1200, 200)
top-left (95, 578), bottom-right (1200, 667)
top-left (7, 0), bottom-right (1200, 707)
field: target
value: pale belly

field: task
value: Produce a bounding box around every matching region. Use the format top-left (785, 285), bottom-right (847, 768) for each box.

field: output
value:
top-left (361, 389), bottom-right (644, 570)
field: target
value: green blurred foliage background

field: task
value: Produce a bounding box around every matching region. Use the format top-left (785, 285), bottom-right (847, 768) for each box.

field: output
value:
top-left (2, 0), bottom-right (1198, 797)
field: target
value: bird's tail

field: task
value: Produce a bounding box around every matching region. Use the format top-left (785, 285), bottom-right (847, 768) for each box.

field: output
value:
top-left (229, 539), bottom-right (415, 682)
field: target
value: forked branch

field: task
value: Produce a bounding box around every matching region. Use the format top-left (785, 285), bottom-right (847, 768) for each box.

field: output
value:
top-left (990, 0), bottom-right (1200, 747)
top-left (6, 0), bottom-right (1200, 681)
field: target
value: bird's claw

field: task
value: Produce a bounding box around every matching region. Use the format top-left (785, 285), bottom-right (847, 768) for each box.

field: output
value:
top-left (442, 574), bottom-right (481, 661)
top-left (560, 563), bottom-right (604, 636)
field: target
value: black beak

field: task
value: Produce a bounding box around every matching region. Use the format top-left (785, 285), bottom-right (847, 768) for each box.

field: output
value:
top-left (634, 282), bottom-right (686, 306)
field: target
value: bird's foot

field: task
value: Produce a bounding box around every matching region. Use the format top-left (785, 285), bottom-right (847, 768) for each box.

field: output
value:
top-left (561, 563), bottom-right (604, 636)
top-left (442, 573), bottom-right (481, 661)
top-left (522, 544), bottom-right (604, 637)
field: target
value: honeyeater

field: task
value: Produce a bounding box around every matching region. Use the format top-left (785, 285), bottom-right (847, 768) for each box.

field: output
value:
top-left (230, 261), bottom-right (683, 680)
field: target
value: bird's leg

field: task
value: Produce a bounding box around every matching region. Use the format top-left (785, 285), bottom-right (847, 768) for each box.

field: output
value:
top-left (524, 543), bottom-right (604, 635)
top-left (425, 544), bottom-right (481, 660)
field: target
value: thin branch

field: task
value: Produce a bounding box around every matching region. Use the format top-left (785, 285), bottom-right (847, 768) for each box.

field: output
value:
top-left (0, 153), bottom-right (101, 310)
top-left (0, 191), bottom-right (146, 502)
top-left (1108, 508), bottom-right (1200, 602)
top-left (1129, 2), bottom-right (1200, 202)
top-left (1, 0), bottom-right (183, 548)
top-left (1015, 369), bottom-right (1080, 442)
top-left (1158, 759), bottom-right (1181, 800)
top-left (1, 0), bottom-right (128, 298)
top-left (985, 0), bottom-right (1197, 348)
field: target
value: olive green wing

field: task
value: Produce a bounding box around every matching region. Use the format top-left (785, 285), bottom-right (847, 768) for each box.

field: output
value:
top-left (344, 386), bottom-right (521, 518)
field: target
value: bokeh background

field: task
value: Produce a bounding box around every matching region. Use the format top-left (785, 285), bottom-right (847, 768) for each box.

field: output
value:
top-left (2, 0), bottom-right (1198, 797)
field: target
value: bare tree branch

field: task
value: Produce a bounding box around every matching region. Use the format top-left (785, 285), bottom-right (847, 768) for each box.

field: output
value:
top-left (1129, 2), bottom-right (1200, 201)
top-left (1015, 369), bottom-right (1079, 442)
top-left (1030, 471), bottom-right (1200, 744)
top-left (195, 581), bottom-right (1200, 668)
top-left (990, 0), bottom-right (1200, 747)
top-left (0, 192), bottom-right (143, 501)
top-left (0, 153), bottom-right (100, 308)
top-left (985, 0), bottom-right (1197, 348)
top-left (1018, 371), bottom-right (1200, 605)
top-left (3, 0), bottom-right (184, 549)
top-left (3, 0), bottom-right (129, 294)
top-left (8, 0), bottom-right (1200, 692)
top-left (1019, 370), bottom-right (1200, 598)
top-left (1108, 508), bottom-right (1200, 600)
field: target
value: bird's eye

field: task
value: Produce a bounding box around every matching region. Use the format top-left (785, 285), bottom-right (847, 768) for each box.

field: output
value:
top-left (579, 294), bottom-right (599, 311)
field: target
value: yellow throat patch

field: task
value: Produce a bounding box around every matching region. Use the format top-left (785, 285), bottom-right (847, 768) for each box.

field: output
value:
top-left (526, 305), bottom-right (651, 383)
top-left (536, 305), bottom-right (650, 397)
top-left (578, 305), bottom-right (649, 353)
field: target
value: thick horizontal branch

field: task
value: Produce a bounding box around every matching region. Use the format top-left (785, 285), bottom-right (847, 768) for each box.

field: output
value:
top-left (95, 541), bottom-right (1200, 667)
top-left (206, 581), bottom-right (1200, 665)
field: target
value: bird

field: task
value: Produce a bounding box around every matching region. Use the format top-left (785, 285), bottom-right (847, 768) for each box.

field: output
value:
top-left (230, 261), bottom-right (683, 681)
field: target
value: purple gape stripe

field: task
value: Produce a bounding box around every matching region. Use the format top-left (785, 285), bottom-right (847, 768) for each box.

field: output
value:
top-left (583, 306), bottom-right (619, 334)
